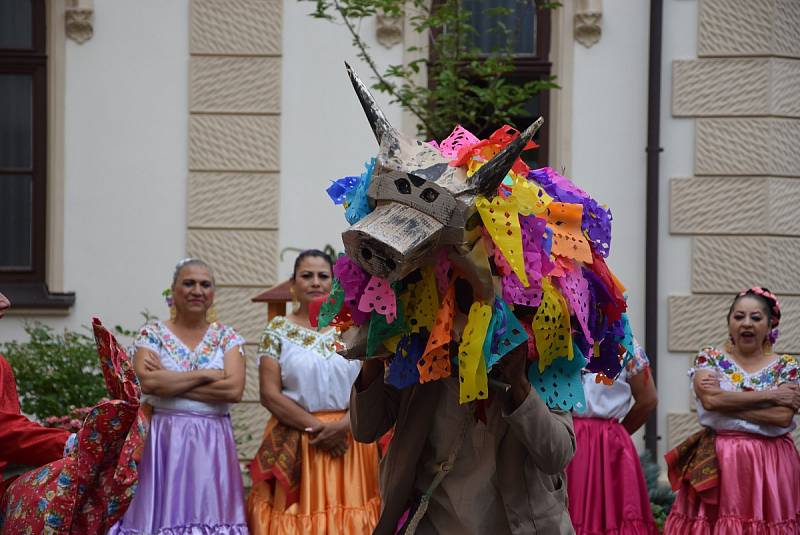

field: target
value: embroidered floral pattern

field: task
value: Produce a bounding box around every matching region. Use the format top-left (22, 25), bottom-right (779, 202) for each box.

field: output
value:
top-left (257, 316), bottom-right (340, 362)
top-left (135, 321), bottom-right (244, 371)
top-left (693, 346), bottom-right (800, 391)
top-left (624, 339), bottom-right (650, 376)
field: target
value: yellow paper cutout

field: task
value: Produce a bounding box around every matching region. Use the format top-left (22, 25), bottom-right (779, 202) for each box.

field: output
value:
top-left (418, 284), bottom-right (455, 383)
top-left (458, 301), bottom-right (493, 403)
top-left (383, 334), bottom-right (403, 354)
top-left (476, 194), bottom-right (529, 288)
top-left (546, 202), bottom-right (593, 264)
top-left (510, 172), bottom-right (552, 216)
top-left (533, 279), bottom-right (574, 371)
top-left (406, 266), bottom-right (439, 334)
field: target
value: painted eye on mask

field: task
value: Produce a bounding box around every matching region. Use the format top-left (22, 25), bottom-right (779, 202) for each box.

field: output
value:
top-left (394, 178), bottom-right (412, 195)
top-left (420, 187), bottom-right (439, 203)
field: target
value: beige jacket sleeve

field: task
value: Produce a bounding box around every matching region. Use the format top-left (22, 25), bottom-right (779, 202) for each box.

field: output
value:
top-left (503, 391), bottom-right (576, 474)
top-left (349, 372), bottom-right (401, 444)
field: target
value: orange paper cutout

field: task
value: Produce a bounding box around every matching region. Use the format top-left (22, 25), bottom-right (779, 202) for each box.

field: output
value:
top-left (418, 284), bottom-right (456, 383)
top-left (546, 202), bottom-right (593, 264)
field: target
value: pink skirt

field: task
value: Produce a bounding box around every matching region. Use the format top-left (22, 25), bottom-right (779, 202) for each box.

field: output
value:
top-left (664, 431), bottom-right (800, 535)
top-left (566, 418), bottom-right (658, 535)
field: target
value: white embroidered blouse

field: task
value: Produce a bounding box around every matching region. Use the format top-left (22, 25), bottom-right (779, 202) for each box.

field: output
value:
top-left (257, 316), bottom-right (361, 413)
top-left (134, 320), bottom-right (245, 414)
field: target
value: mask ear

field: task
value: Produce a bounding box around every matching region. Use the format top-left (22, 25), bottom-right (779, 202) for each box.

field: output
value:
top-left (470, 117), bottom-right (544, 197)
top-left (345, 62), bottom-right (399, 146)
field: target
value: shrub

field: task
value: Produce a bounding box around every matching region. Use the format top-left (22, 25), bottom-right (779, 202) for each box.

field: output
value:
top-left (1, 322), bottom-right (107, 419)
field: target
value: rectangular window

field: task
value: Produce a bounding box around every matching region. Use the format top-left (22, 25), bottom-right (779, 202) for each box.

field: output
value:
top-left (0, 0), bottom-right (73, 308)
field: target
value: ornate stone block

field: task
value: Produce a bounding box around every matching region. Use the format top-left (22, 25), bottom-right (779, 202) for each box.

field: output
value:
top-left (189, 115), bottom-right (280, 172)
top-left (191, 0), bottom-right (282, 56)
top-left (188, 173), bottom-right (280, 229)
top-left (188, 229), bottom-right (278, 287)
top-left (698, 0), bottom-right (800, 59)
top-left (671, 176), bottom-right (800, 236)
top-left (695, 118), bottom-right (800, 177)
top-left (213, 287), bottom-right (268, 344)
top-left (230, 401), bottom-right (269, 460)
top-left (191, 57), bottom-right (281, 114)
top-left (692, 236), bottom-right (800, 296)
top-left (667, 412), bottom-right (702, 450)
top-left (669, 294), bottom-right (800, 353)
top-left (673, 59), bottom-right (769, 117)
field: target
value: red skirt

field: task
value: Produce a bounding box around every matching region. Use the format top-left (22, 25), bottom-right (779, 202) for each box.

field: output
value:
top-left (664, 431), bottom-right (800, 534)
top-left (566, 417), bottom-right (658, 535)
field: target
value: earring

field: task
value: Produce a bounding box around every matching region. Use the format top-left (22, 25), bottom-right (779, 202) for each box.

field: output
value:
top-left (164, 289), bottom-right (176, 321)
top-left (290, 287), bottom-right (300, 314)
top-left (170, 304), bottom-right (177, 321)
top-left (724, 334), bottom-right (735, 353)
top-left (206, 304), bottom-right (218, 323)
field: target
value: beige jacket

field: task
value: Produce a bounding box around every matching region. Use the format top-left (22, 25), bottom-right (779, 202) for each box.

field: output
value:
top-left (351, 375), bottom-right (576, 535)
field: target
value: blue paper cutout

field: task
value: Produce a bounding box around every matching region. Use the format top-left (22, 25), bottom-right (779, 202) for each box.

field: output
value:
top-left (345, 159), bottom-right (376, 225)
top-left (483, 297), bottom-right (528, 371)
top-left (529, 343), bottom-right (588, 413)
top-left (618, 313), bottom-right (636, 370)
top-left (327, 176), bottom-right (360, 205)
top-left (387, 332), bottom-right (425, 389)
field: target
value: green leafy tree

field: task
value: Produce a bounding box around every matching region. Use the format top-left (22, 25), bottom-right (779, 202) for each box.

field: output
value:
top-left (307, 0), bottom-right (559, 140)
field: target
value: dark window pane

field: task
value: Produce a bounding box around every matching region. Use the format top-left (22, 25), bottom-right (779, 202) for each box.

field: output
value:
top-left (0, 74), bottom-right (33, 169)
top-left (0, 175), bottom-right (33, 269)
top-left (463, 0), bottom-right (536, 56)
top-left (0, 0), bottom-right (33, 49)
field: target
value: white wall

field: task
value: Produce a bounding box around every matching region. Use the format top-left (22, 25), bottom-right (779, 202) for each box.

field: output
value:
top-left (657, 0), bottom-right (698, 460)
top-left (279, 1), bottom-right (404, 278)
top-left (570, 0), bottom-right (650, 345)
top-left (0, 0), bottom-right (189, 342)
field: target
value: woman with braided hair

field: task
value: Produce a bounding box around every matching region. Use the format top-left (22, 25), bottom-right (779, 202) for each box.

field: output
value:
top-left (664, 287), bottom-right (800, 534)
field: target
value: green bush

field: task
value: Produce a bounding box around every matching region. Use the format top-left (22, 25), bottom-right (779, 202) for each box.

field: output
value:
top-left (640, 452), bottom-right (675, 532)
top-left (1, 322), bottom-right (107, 419)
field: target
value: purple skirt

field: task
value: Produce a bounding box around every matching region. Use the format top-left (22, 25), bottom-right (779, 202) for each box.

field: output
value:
top-left (109, 409), bottom-right (249, 534)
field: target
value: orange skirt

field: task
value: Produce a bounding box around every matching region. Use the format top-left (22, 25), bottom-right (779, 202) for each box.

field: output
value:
top-left (246, 411), bottom-right (381, 535)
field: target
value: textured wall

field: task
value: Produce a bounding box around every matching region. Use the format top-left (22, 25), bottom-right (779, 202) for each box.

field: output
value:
top-left (667, 0), bottom-right (800, 447)
top-left (188, 0), bottom-right (281, 465)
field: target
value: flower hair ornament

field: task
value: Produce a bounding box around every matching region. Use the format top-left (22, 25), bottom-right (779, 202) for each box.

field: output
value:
top-left (737, 286), bottom-right (781, 345)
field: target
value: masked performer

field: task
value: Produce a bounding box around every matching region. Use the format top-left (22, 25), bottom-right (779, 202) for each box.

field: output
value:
top-left (247, 250), bottom-right (380, 534)
top-left (1, 315), bottom-right (144, 534)
top-left (565, 337), bottom-right (658, 534)
top-left (110, 258), bottom-right (249, 535)
top-left (314, 65), bottom-right (635, 535)
top-left (0, 293), bottom-right (72, 498)
top-left (664, 287), bottom-right (800, 534)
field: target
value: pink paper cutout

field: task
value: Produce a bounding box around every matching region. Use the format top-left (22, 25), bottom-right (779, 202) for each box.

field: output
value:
top-left (358, 276), bottom-right (397, 323)
top-left (438, 125), bottom-right (480, 160)
top-left (496, 215), bottom-right (549, 307)
top-left (434, 249), bottom-right (452, 296)
top-left (556, 261), bottom-right (593, 344)
top-left (333, 256), bottom-right (371, 325)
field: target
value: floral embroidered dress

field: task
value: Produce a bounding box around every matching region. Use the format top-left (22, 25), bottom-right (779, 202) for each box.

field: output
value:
top-left (566, 338), bottom-right (658, 535)
top-left (247, 316), bottom-right (380, 535)
top-left (693, 347), bottom-right (798, 436)
top-left (664, 347), bottom-right (800, 534)
top-left (109, 320), bottom-right (249, 535)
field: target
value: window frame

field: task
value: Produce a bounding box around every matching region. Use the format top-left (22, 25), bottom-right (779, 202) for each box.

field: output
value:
top-left (0, 0), bottom-right (74, 309)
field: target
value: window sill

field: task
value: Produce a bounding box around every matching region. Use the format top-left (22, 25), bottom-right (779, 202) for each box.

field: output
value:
top-left (1, 282), bottom-right (75, 313)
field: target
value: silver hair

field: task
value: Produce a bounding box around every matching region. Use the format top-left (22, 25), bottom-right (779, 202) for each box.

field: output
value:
top-left (171, 257), bottom-right (215, 287)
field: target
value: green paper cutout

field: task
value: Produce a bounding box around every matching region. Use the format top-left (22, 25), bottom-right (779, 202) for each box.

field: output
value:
top-left (317, 279), bottom-right (345, 330)
top-left (367, 301), bottom-right (409, 357)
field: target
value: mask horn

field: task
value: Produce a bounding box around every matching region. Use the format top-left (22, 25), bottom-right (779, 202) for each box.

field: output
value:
top-left (470, 117), bottom-right (544, 197)
top-left (345, 62), bottom-right (398, 145)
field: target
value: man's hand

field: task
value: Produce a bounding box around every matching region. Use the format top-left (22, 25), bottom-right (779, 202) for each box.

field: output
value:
top-left (0, 292), bottom-right (10, 319)
top-left (495, 343), bottom-right (532, 410)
